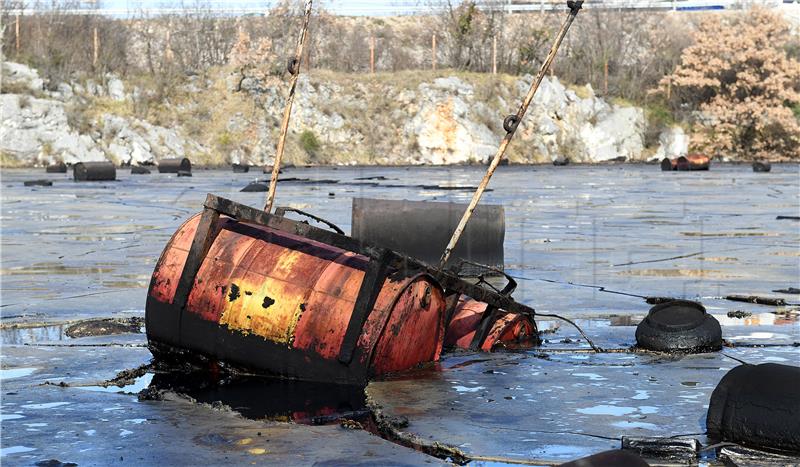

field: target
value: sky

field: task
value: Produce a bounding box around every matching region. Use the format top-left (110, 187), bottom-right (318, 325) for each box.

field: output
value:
top-left (73, 0), bottom-right (443, 16)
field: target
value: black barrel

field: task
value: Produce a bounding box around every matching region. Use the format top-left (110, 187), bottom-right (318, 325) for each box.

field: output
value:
top-left (158, 158), bottom-right (191, 174)
top-left (635, 300), bottom-right (721, 352)
top-left (73, 162), bottom-right (116, 181)
top-left (660, 158), bottom-right (674, 171)
top-left (707, 363), bottom-right (800, 452)
top-left (232, 163), bottom-right (250, 173)
top-left (351, 198), bottom-right (504, 273)
top-left (46, 161), bottom-right (67, 173)
top-left (752, 161), bottom-right (771, 173)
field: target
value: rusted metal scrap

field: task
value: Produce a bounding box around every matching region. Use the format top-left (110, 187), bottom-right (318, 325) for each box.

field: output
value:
top-left (145, 194), bottom-right (540, 385)
top-left (661, 154), bottom-right (710, 171)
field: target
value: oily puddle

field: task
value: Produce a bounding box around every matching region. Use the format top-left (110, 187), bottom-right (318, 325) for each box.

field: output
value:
top-left (78, 367), bottom-right (369, 426)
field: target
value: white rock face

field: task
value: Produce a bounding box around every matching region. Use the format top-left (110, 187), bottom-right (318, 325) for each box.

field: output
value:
top-left (654, 126), bottom-right (689, 160)
top-left (2, 62), bottom-right (44, 92)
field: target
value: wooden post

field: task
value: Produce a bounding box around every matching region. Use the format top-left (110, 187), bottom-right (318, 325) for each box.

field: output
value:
top-left (603, 59), bottom-right (608, 95)
top-left (15, 14), bottom-right (20, 54)
top-left (165, 29), bottom-right (173, 62)
top-left (439, 2), bottom-right (583, 268)
top-left (264, 0), bottom-right (314, 213)
top-left (93, 27), bottom-right (99, 67)
top-left (492, 35), bottom-right (497, 75)
top-left (369, 36), bottom-right (375, 74)
top-left (667, 77), bottom-right (672, 100)
top-left (432, 34), bottom-right (437, 71)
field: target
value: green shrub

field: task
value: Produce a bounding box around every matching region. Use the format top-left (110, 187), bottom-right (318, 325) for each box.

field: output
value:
top-left (299, 129), bottom-right (321, 156)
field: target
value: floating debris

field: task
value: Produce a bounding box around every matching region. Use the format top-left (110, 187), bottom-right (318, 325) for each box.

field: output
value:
top-left (131, 166), bottom-right (151, 175)
top-left (24, 180), bottom-right (53, 187)
top-left (725, 295), bottom-right (787, 306)
top-left (232, 163), bottom-right (250, 173)
top-left (45, 161), bottom-right (67, 173)
top-left (65, 317), bottom-right (144, 338)
top-left (752, 161), bottom-right (772, 172)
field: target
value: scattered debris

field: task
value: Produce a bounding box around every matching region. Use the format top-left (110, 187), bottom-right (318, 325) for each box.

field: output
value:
top-left (24, 180), bottom-right (53, 187)
top-left (232, 163), bottom-right (250, 173)
top-left (45, 161), bottom-right (67, 173)
top-left (776, 216), bottom-right (800, 221)
top-left (177, 170), bottom-right (192, 177)
top-left (131, 165), bottom-right (151, 174)
top-left (73, 161), bottom-right (116, 181)
top-left (621, 436), bottom-right (700, 460)
top-left (726, 310), bottom-right (751, 319)
top-left (553, 155), bottom-right (570, 166)
top-left (725, 295), bottom-right (787, 306)
top-left (773, 287), bottom-right (800, 295)
top-left (752, 161), bottom-right (771, 172)
top-left (64, 317), bottom-right (144, 338)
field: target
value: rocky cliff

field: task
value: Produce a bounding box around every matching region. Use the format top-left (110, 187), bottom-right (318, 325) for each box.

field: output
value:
top-left (1, 61), bottom-right (688, 167)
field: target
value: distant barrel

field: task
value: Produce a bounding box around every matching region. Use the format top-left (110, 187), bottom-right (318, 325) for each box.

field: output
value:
top-left (46, 161), bottom-right (67, 173)
top-left (351, 198), bottom-right (505, 273)
top-left (635, 300), bottom-right (721, 352)
top-left (73, 161), bottom-right (116, 182)
top-left (676, 154), bottom-right (710, 171)
top-left (158, 158), bottom-right (192, 174)
top-left (660, 157), bottom-right (675, 171)
top-left (707, 363), bottom-right (800, 452)
top-left (232, 163), bottom-right (250, 173)
top-left (752, 161), bottom-right (771, 173)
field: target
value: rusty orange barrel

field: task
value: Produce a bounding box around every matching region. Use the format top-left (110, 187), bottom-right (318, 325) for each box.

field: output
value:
top-left (676, 154), bottom-right (710, 171)
top-left (444, 296), bottom-right (536, 351)
top-left (146, 214), bottom-right (447, 385)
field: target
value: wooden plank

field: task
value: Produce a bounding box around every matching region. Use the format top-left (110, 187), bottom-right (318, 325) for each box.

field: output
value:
top-left (174, 206), bottom-right (220, 311)
top-left (338, 250), bottom-right (392, 364)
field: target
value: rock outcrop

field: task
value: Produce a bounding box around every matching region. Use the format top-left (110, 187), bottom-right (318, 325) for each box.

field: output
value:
top-left (2, 60), bottom-right (657, 167)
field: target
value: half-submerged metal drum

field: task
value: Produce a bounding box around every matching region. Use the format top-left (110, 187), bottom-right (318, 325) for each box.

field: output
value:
top-left (444, 296), bottom-right (537, 351)
top-left (146, 213), bottom-right (447, 385)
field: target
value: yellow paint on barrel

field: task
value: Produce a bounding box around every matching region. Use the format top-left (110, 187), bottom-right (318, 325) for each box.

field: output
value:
top-left (236, 438), bottom-right (253, 446)
top-left (248, 448), bottom-right (268, 455)
top-left (218, 276), bottom-right (306, 346)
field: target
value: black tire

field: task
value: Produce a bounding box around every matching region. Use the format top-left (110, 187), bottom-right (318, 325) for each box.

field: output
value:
top-left (635, 300), bottom-right (722, 352)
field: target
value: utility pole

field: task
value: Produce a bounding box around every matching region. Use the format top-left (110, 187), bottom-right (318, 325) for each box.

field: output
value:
top-left (432, 34), bottom-right (437, 71)
top-left (93, 27), bottom-right (99, 68)
top-left (492, 36), bottom-right (497, 74)
top-left (369, 36), bottom-right (375, 74)
top-left (16, 14), bottom-right (20, 55)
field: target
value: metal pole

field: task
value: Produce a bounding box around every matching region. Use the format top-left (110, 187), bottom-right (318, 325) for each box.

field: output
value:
top-left (439, 1), bottom-right (584, 268)
top-left (264, 0), bottom-right (313, 213)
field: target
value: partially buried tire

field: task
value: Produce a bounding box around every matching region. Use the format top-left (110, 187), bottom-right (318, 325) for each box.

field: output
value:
top-left (707, 363), bottom-right (800, 453)
top-left (635, 300), bottom-right (721, 352)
